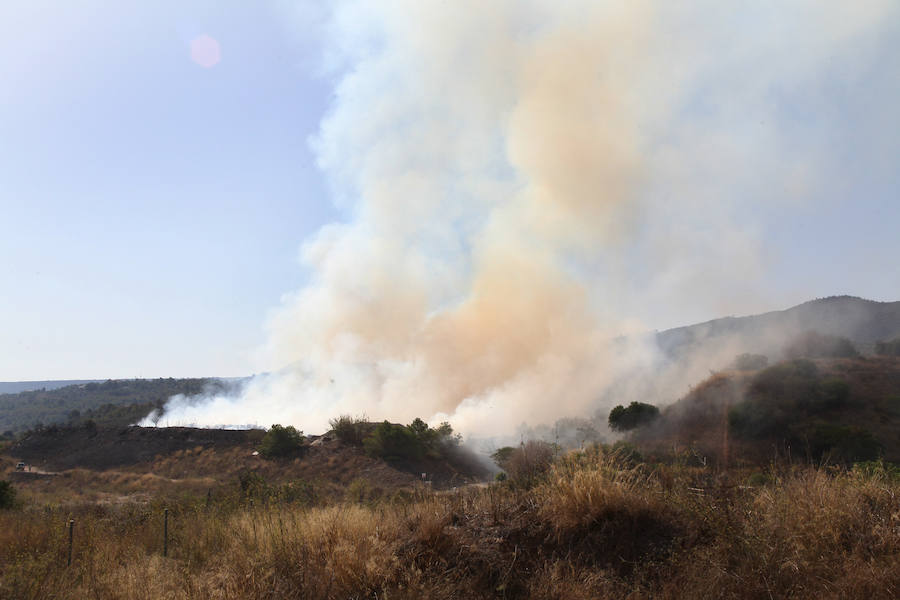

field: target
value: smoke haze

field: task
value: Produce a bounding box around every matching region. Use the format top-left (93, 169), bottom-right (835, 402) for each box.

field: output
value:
top-left (146, 1), bottom-right (899, 436)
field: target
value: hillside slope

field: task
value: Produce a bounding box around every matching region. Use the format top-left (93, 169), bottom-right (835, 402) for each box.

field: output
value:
top-left (0, 380), bottom-right (102, 394)
top-left (631, 356), bottom-right (900, 466)
top-left (657, 296), bottom-right (900, 361)
top-left (5, 424), bottom-right (489, 503)
top-left (0, 378), bottom-right (239, 435)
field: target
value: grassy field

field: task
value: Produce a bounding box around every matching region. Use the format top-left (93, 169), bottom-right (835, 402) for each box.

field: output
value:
top-left (2, 449), bottom-right (899, 599)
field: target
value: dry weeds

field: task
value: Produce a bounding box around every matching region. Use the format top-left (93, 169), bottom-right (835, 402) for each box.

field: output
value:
top-left (2, 450), bottom-right (899, 599)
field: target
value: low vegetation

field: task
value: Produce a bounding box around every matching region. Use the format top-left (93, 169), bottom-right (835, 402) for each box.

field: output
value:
top-left (2, 352), bottom-right (898, 598)
top-left (876, 336), bottom-right (900, 356)
top-left (2, 449), bottom-right (900, 599)
top-left (0, 480), bottom-right (15, 509)
top-left (731, 352), bottom-right (769, 370)
top-left (726, 359), bottom-right (882, 462)
top-left (785, 330), bottom-right (859, 359)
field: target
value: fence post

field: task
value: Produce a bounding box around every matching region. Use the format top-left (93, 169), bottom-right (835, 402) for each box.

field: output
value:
top-left (67, 519), bottom-right (74, 567)
top-left (163, 508), bottom-right (169, 557)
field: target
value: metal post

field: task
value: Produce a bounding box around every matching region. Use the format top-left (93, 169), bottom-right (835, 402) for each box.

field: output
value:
top-left (163, 508), bottom-right (169, 557)
top-left (67, 519), bottom-right (74, 566)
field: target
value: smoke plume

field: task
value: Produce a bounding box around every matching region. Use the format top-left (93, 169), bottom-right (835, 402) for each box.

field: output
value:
top-left (147, 0), bottom-right (897, 436)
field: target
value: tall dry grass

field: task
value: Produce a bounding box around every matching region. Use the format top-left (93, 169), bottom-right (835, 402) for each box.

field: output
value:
top-left (2, 450), bottom-right (899, 599)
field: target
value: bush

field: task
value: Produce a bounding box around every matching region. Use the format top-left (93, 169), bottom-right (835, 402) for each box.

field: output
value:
top-left (362, 418), bottom-right (460, 461)
top-left (819, 378), bottom-right (851, 409)
top-left (363, 421), bottom-right (422, 461)
top-left (491, 446), bottom-right (516, 471)
top-left (730, 362), bottom-right (854, 442)
top-left (329, 414), bottom-right (368, 446)
top-left (852, 459), bottom-right (900, 481)
top-left (609, 441), bottom-right (644, 466)
top-left (875, 337), bottom-right (900, 356)
top-left (259, 424), bottom-right (306, 459)
top-left (732, 353), bottom-right (769, 371)
top-left (784, 331), bottom-right (859, 359)
top-left (505, 440), bottom-right (555, 487)
top-left (0, 481), bottom-right (15, 509)
top-left (345, 478), bottom-right (383, 504)
top-left (279, 480), bottom-right (319, 506)
top-left (238, 470), bottom-right (268, 499)
top-left (808, 425), bottom-right (881, 464)
top-left (608, 402), bottom-right (660, 432)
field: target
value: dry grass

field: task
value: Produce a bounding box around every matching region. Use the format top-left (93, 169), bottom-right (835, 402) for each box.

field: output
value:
top-left (2, 450), bottom-right (899, 599)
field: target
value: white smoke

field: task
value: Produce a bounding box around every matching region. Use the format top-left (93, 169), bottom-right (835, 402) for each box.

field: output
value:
top-left (146, 0), bottom-right (898, 436)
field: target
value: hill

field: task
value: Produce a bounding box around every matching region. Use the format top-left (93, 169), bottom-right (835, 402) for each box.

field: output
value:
top-left (0, 380), bottom-right (102, 394)
top-left (5, 421), bottom-right (489, 500)
top-left (656, 295), bottom-right (900, 361)
top-left (0, 378), bottom-right (238, 436)
top-left (628, 355), bottom-right (900, 467)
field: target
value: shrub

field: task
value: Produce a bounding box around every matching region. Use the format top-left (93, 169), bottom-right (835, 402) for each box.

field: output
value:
top-left (363, 421), bottom-right (422, 461)
top-left (852, 459), bottom-right (900, 481)
top-left (875, 337), bottom-right (900, 356)
top-left (784, 330), bottom-right (859, 359)
top-left (732, 353), bottom-right (769, 371)
top-left (609, 441), bottom-right (644, 466)
top-left (345, 478), bottom-right (382, 504)
top-left (362, 418), bottom-right (460, 461)
top-left (608, 402), bottom-right (660, 432)
top-left (818, 378), bottom-right (851, 409)
top-left (808, 425), bottom-right (881, 464)
top-left (746, 471), bottom-right (771, 486)
top-left (0, 481), bottom-right (15, 509)
top-left (259, 424), bottom-right (306, 459)
top-left (731, 362), bottom-right (855, 443)
top-left (329, 414), bottom-right (368, 446)
top-left (491, 446), bottom-right (516, 471)
top-left (279, 480), bottom-right (318, 506)
top-left (505, 440), bottom-right (555, 487)
top-left (238, 470), bottom-right (268, 499)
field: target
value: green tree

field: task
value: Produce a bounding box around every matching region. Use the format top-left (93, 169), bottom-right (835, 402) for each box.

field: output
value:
top-left (491, 446), bottom-right (516, 471)
top-left (608, 402), bottom-right (660, 432)
top-left (363, 421), bottom-right (421, 461)
top-left (259, 424), bottom-right (306, 458)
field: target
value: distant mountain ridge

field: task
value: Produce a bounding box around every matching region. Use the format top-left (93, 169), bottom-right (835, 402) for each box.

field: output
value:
top-left (0, 378), bottom-right (236, 435)
top-left (656, 296), bottom-right (900, 360)
top-left (0, 380), bottom-right (102, 395)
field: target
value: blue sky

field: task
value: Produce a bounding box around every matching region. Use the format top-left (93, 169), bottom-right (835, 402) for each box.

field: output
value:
top-left (1, 1), bottom-right (898, 382)
top-left (1, 2), bottom-right (336, 379)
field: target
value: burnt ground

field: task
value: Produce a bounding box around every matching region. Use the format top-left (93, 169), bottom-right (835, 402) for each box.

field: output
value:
top-left (9, 425), bottom-right (258, 471)
top-left (4, 424), bottom-right (490, 496)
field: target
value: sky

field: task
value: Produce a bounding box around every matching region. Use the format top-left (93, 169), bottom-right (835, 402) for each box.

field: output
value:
top-left (1, 1), bottom-right (899, 383)
top-left (0, 1), bottom-right (335, 380)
